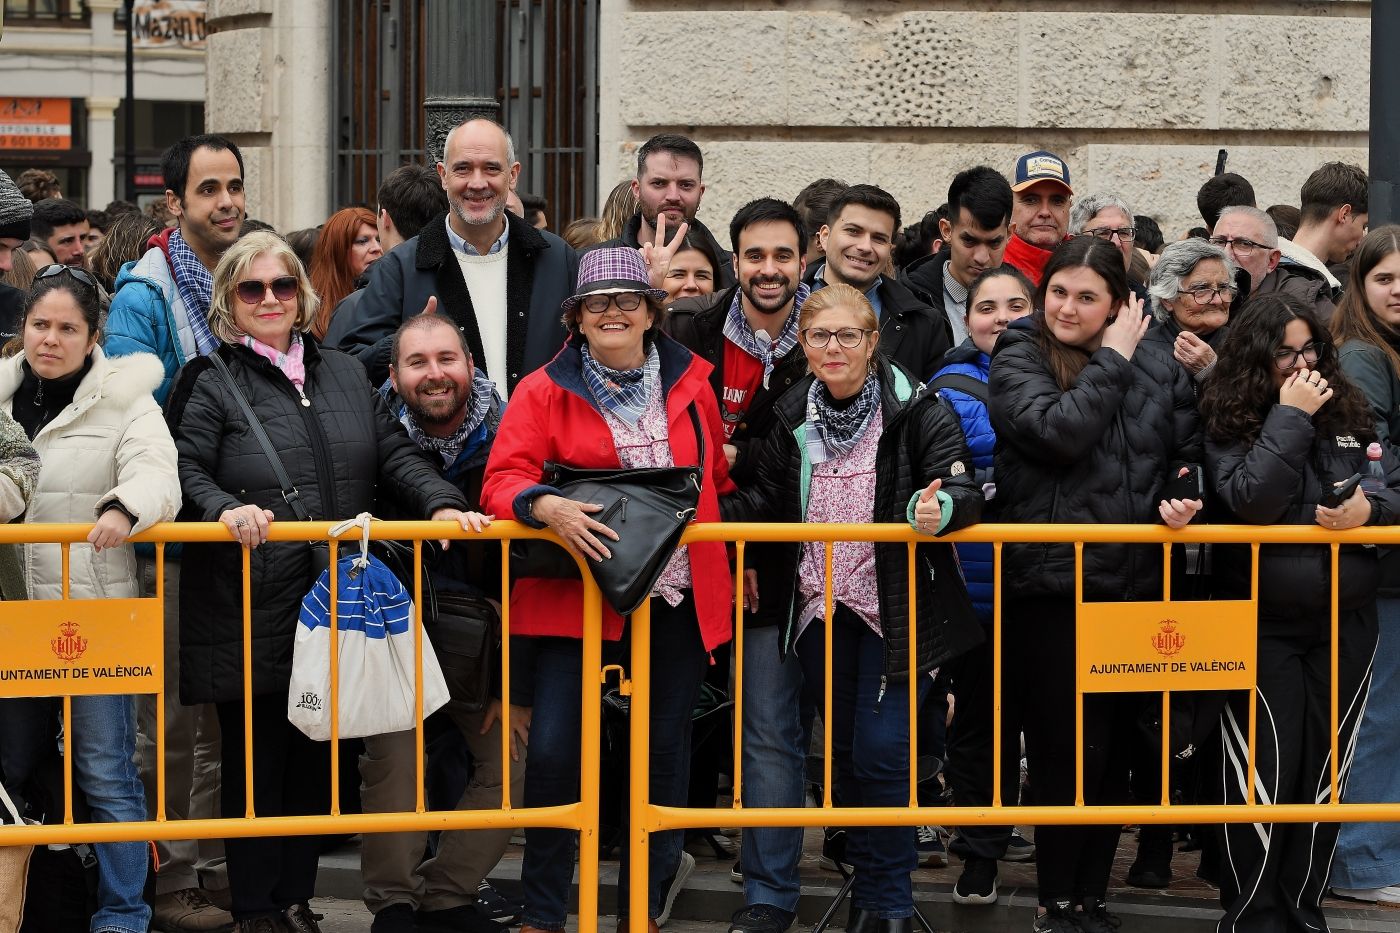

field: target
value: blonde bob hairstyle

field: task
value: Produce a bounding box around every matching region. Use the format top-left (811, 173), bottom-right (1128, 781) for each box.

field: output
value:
top-left (797, 282), bottom-right (879, 334)
top-left (208, 231), bottom-right (320, 344)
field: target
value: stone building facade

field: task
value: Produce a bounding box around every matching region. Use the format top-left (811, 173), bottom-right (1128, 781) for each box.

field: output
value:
top-left (206, 0), bottom-right (1370, 238)
top-left (596, 0), bottom-right (1371, 241)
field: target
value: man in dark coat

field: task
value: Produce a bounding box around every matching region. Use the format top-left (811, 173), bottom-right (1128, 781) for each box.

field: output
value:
top-left (595, 133), bottom-right (735, 289)
top-left (806, 184), bottom-right (951, 382)
top-left (324, 119), bottom-right (577, 391)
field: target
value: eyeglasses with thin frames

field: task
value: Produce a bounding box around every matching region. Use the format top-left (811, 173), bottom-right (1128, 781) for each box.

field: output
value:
top-left (1178, 284), bottom-right (1237, 304)
top-left (1208, 235), bottom-right (1268, 257)
top-left (801, 327), bottom-right (875, 349)
top-left (1082, 226), bottom-right (1136, 243)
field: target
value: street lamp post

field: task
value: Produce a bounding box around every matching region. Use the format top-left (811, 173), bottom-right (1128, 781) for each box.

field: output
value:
top-left (123, 0), bottom-right (135, 202)
top-left (423, 0), bottom-right (499, 164)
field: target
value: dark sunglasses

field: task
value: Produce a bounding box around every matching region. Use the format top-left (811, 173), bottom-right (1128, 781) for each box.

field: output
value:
top-left (235, 276), bottom-right (299, 305)
top-left (35, 264), bottom-right (99, 291)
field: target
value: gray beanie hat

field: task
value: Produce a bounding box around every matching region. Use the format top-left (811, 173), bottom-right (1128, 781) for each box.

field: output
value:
top-left (0, 171), bottom-right (33, 241)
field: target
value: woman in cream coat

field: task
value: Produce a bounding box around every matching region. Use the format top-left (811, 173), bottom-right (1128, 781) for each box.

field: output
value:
top-left (0, 265), bottom-right (179, 933)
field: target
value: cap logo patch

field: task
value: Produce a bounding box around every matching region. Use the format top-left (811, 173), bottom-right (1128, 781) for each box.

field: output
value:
top-left (1025, 156), bottom-right (1065, 179)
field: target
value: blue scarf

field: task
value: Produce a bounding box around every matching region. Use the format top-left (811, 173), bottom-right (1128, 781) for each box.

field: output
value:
top-left (401, 369), bottom-right (500, 469)
top-left (581, 343), bottom-right (659, 429)
top-left (166, 228), bottom-right (219, 356)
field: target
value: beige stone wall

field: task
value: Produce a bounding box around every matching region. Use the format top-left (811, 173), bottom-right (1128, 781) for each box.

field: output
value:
top-left (598, 1), bottom-right (1370, 242)
top-left (205, 0), bottom-right (332, 234)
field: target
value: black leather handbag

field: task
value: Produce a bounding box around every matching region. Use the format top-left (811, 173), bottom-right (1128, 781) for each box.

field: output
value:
top-left (511, 403), bottom-right (706, 616)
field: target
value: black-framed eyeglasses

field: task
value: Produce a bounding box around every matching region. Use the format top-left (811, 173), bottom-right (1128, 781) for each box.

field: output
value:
top-left (581, 292), bottom-right (644, 314)
top-left (35, 264), bottom-right (99, 291)
top-left (1274, 341), bottom-right (1324, 371)
top-left (1208, 235), bottom-right (1268, 256)
top-left (801, 327), bottom-right (874, 349)
top-left (1178, 284), bottom-right (1238, 304)
top-left (235, 276), bottom-right (299, 305)
top-left (1083, 226), bottom-right (1136, 243)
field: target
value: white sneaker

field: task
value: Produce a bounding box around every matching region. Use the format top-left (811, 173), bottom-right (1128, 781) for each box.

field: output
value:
top-left (1333, 885), bottom-right (1400, 905)
top-left (656, 850), bottom-right (696, 926)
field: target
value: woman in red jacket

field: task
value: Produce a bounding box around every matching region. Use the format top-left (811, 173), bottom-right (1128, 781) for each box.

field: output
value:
top-left (482, 248), bottom-right (735, 933)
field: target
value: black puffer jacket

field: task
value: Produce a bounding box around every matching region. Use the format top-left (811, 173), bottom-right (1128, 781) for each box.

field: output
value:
top-left (1141, 317), bottom-right (1231, 390)
top-left (1208, 403), bottom-right (1400, 617)
top-left (989, 318), bottom-right (1202, 602)
top-left (723, 358), bottom-right (983, 678)
top-left (166, 339), bottom-right (468, 704)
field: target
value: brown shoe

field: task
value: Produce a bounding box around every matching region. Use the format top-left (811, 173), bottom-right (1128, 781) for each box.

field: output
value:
top-left (151, 887), bottom-right (235, 932)
top-left (614, 920), bottom-right (661, 933)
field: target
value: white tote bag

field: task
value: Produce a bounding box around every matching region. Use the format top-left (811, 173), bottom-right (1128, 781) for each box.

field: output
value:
top-left (288, 515), bottom-right (450, 740)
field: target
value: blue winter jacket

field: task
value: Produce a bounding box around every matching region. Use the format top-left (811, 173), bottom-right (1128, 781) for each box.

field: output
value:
top-left (930, 339), bottom-right (994, 621)
top-left (104, 245), bottom-right (201, 405)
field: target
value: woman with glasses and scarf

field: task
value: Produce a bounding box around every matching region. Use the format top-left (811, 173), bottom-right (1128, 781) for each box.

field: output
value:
top-left (724, 282), bottom-right (983, 932)
top-left (164, 232), bottom-right (480, 933)
top-left (1143, 239), bottom-right (1238, 386)
top-left (0, 264), bottom-right (177, 933)
top-left (481, 247), bottom-right (736, 933)
top-left (1200, 292), bottom-right (1400, 932)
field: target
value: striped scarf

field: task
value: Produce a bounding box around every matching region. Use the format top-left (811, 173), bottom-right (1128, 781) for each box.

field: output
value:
top-left (722, 283), bottom-right (810, 388)
top-left (166, 228), bottom-right (219, 356)
top-left (581, 343), bottom-right (659, 429)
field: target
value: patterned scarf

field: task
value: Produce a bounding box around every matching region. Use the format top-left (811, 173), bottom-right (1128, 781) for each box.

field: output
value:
top-left (722, 283), bottom-right (810, 388)
top-left (167, 228), bottom-right (219, 356)
top-left (404, 369), bottom-right (499, 468)
top-left (241, 331), bottom-right (306, 391)
top-left (581, 342), bottom-right (659, 429)
top-left (804, 370), bottom-right (881, 464)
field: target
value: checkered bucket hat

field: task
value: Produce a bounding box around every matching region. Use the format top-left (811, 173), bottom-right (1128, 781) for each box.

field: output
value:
top-left (560, 247), bottom-right (668, 315)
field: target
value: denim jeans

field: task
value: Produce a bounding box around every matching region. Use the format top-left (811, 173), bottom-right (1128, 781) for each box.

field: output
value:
top-left (0, 694), bottom-right (152, 933)
top-left (520, 593), bottom-right (708, 929)
top-left (738, 624), bottom-right (807, 913)
top-left (1333, 596), bottom-right (1400, 889)
top-left (796, 606), bottom-right (929, 920)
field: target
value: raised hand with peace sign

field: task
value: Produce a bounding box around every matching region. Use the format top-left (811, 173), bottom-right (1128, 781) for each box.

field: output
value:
top-left (638, 212), bottom-right (690, 292)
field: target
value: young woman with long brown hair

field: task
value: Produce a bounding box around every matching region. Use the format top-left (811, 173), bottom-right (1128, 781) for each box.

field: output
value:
top-left (1326, 226), bottom-right (1400, 904)
top-left (989, 236), bottom-right (1203, 933)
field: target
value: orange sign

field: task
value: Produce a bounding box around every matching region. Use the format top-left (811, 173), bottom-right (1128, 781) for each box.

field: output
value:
top-left (0, 599), bottom-right (161, 697)
top-left (0, 98), bottom-right (72, 151)
top-left (1077, 599), bottom-right (1256, 693)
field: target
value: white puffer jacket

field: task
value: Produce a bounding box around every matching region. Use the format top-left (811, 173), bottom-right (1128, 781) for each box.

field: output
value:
top-left (0, 348), bottom-right (181, 600)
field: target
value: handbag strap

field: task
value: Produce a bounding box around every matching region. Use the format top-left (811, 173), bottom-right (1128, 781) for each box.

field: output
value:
top-left (206, 351), bottom-right (313, 522)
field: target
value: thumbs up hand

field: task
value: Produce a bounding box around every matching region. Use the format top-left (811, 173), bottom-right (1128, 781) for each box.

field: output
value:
top-left (913, 478), bottom-right (943, 535)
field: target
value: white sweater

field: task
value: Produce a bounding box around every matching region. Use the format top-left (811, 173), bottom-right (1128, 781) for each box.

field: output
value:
top-left (454, 245), bottom-right (510, 396)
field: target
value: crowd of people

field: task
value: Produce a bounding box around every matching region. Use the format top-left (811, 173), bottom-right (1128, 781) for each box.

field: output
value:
top-left (0, 120), bottom-right (1394, 933)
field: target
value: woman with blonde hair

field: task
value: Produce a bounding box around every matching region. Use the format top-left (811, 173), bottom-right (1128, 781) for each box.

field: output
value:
top-left (726, 282), bottom-right (983, 931)
top-left (308, 206), bottom-right (382, 337)
top-left (166, 231), bottom-right (480, 933)
top-left (597, 180), bottom-right (641, 243)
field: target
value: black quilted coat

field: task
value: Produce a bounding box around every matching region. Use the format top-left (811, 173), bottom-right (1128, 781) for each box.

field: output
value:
top-left (166, 339), bottom-right (468, 704)
top-left (988, 318), bottom-right (1203, 602)
top-left (1208, 403), bottom-right (1400, 617)
top-left (723, 357), bottom-right (983, 678)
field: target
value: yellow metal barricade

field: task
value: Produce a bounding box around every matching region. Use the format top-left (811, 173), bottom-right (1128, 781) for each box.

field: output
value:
top-left (626, 522), bottom-right (1400, 925)
top-left (1, 519), bottom-right (1399, 930)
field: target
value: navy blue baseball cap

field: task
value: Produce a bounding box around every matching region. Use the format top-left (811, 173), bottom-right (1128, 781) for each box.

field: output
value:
top-left (1013, 150), bottom-right (1072, 195)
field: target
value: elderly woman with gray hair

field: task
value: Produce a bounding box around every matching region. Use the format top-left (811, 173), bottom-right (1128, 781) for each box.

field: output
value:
top-left (1143, 239), bottom-right (1238, 383)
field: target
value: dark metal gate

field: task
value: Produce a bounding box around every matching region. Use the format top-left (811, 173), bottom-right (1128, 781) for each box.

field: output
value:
top-left (331, 0), bottom-right (598, 229)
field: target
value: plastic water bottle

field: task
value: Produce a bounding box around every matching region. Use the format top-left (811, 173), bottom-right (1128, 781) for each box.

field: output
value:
top-left (1361, 442), bottom-right (1387, 495)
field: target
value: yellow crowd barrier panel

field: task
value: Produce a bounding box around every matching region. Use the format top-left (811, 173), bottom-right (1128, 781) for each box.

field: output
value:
top-left (1, 519), bottom-right (1398, 931)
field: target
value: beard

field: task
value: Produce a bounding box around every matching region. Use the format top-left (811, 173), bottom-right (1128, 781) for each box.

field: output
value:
top-left (740, 274), bottom-right (797, 314)
top-left (450, 192), bottom-right (506, 229)
top-left (407, 378), bottom-right (470, 425)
